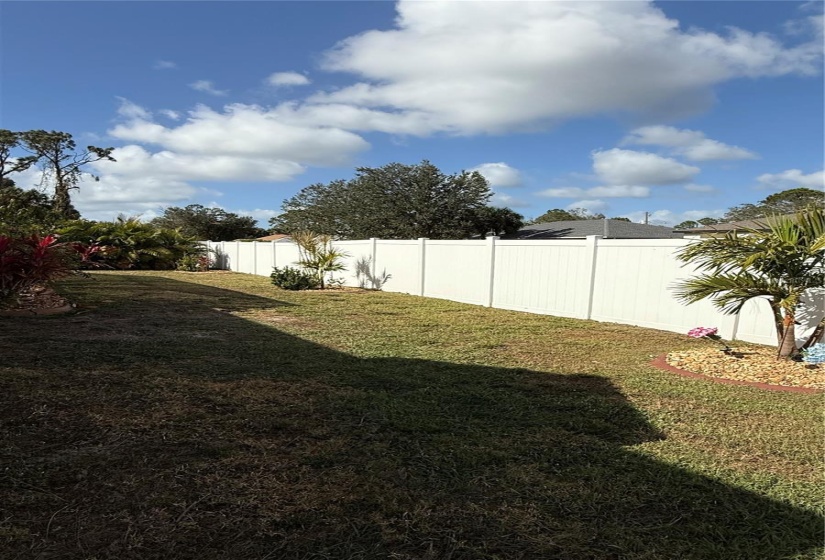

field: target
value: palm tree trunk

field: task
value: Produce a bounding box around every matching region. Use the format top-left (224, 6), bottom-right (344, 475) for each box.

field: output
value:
top-left (777, 312), bottom-right (797, 359)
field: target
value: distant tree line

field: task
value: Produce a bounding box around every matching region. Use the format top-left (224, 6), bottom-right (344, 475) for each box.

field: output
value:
top-left (530, 208), bottom-right (631, 224)
top-left (672, 188), bottom-right (823, 229)
top-left (531, 187), bottom-right (823, 229)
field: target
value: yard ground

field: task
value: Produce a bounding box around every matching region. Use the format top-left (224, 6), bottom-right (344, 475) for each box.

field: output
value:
top-left (1, 271), bottom-right (822, 560)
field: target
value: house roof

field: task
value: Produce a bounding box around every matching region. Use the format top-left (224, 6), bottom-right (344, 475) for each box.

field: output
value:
top-left (256, 233), bottom-right (292, 242)
top-left (502, 219), bottom-right (684, 240)
top-left (671, 214), bottom-right (802, 234)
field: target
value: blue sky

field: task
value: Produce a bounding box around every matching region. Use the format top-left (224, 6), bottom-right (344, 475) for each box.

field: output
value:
top-left (2, 0), bottom-right (823, 227)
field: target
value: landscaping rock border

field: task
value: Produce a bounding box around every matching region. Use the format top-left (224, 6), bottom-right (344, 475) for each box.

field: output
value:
top-left (651, 354), bottom-right (822, 394)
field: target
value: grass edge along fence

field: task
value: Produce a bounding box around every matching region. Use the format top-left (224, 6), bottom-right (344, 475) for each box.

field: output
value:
top-left (203, 236), bottom-right (824, 348)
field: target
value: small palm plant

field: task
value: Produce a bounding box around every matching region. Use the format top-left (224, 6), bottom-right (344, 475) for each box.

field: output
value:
top-left (292, 230), bottom-right (350, 289)
top-left (673, 207), bottom-right (824, 359)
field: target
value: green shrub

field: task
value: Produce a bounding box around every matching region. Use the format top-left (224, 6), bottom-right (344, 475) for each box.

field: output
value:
top-left (270, 266), bottom-right (320, 291)
top-left (59, 217), bottom-right (203, 270)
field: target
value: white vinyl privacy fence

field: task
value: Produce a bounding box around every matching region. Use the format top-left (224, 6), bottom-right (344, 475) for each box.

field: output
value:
top-left (204, 237), bottom-right (824, 347)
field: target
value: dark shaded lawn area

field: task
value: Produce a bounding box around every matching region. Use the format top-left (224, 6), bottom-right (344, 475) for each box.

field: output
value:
top-left (0, 272), bottom-right (822, 559)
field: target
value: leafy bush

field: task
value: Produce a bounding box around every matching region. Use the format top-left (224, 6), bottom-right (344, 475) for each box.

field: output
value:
top-left (59, 217), bottom-right (203, 270)
top-left (0, 234), bottom-right (75, 308)
top-left (270, 266), bottom-right (320, 291)
top-left (176, 252), bottom-right (212, 272)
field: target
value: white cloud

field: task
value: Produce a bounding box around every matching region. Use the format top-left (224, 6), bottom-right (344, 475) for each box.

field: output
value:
top-left (470, 162), bottom-right (522, 188)
top-left (537, 185), bottom-right (649, 198)
top-left (153, 60), bottom-right (177, 70)
top-left (538, 187), bottom-right (587, 198)
top-left (92, 145), bottom-right (306, 182)
top-left (295, 0), bottom-right (822, 135)
top-left (189, 80), bottom-right (228, 96)
top-left (109, 103), bottom-right (369, 167)
top-left (490, 192), bottom-right (530, 209)
top-left (756, 168), bottom-right (824, 190)
top-left (267, 72), bottom-right (311, 87)
top-left (592, 149), bottom-right (700, 185)
top-left (588, 185), bottom-right (650, 198)
top-left (116, 97), bottom-right (152, 120)
top-left (7, 165), bottom-right (197, 222)
top-left (567, 199), bottom-right (608, 213)
top-left (159, 109), bottom-right (181, 120)
top-left (622, 125), bottom-right (758, 161)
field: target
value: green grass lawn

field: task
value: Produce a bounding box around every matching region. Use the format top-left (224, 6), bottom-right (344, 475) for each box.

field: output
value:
top-left (1, 271), bottom-right (822, 559)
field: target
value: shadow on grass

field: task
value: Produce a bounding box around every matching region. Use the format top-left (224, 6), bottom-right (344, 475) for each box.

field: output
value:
top-left (0, 274), bottom-right (821, 559)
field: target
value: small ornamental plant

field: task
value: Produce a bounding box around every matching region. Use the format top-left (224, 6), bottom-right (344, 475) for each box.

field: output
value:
top-left (801, 343), bottom-right (825, 366)
top-left (687, 326), bottom-right (732, 354)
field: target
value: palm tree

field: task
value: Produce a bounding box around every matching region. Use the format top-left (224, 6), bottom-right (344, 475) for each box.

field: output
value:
top-left (292, 231), bottom-right (349, 289)
top-left (673, 208), bottom-right (825, 359)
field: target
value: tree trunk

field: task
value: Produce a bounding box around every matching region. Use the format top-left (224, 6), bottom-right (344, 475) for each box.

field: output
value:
top-left (777, 312), bottom-right (798, 359)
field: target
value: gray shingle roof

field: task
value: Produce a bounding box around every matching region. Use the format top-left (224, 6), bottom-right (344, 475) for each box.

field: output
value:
top-left (503, 219), bottom-right (684, 239)
top-left (671, 214), bottom-right (795, 233)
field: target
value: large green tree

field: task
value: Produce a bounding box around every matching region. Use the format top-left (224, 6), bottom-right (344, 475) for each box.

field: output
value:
top-left (18, 130), bottom-right (115, 220)
top-left (723, 188), bottom-right (824, 222)
top-left (673, 208), bottom-right (825, 359)
top-left (151, 204), bottom-right (266, 241)
top-left (0, 178), bottom-right (67, 235)
top-left (271, 161), bottom-right (514, 239)
top-left (472, 206), bottom-right (524, 236)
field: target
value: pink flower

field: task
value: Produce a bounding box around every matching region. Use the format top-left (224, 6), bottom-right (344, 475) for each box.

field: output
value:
top-left (687, 327), bottom-right (718, 338)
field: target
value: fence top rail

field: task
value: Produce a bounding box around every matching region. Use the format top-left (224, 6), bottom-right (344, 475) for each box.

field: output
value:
top-left (596, 238), bottom-right (694, 248)
top-left (495, 239), bottom-right (588, 247)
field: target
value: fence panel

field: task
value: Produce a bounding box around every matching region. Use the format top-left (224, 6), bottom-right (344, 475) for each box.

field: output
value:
top-left (254, 242), bottom-right (275, 277)
top-left (423, 241), bottom-right (489, 305)
top-left (493, 240), bottom-right (590, 319)
top-left (373, 240), bottom-right (420, 294)
top-left (332, 240), bottom-right (374, 288)
top-left (589, 239), bottom-right (739, 339)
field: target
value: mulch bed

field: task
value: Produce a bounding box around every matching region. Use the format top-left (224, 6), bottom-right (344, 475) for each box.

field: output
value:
top-left (658, 346), bottom-right (824, 393)
top-left (0, 285), bottom-right (74, 316)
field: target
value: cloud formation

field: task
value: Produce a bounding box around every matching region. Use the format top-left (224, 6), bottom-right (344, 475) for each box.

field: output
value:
top-left (622, 125), bottom-right (758, 161)
top-left (189, 80), bottom-right (229, 96)
top-left (469, 162), bottom-right (522, 188)
top-left (538, 185), bottom-right (650, 198)
top-left (756, 168), bottom-right (824, 190)
top-left (267, 72), bottom-right (311, 87)
top-left (153, 60), bottom-right (177, 70)
top-left (109, 103), bottom-right (368, 166)
top-left (296, 0), bottom-right (822, 135)
top-left (592, 149), bottom-right (700, 186)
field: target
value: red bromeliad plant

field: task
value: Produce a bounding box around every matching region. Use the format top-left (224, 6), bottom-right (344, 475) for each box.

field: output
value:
top-left (0, 234), bottom-right (77, 308)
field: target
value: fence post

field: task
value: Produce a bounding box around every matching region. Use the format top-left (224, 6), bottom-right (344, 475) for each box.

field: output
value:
top-left (485, 236), bottom-right (499, 307)
top-left (418, 238), bottom-right (427, 296)
top-left (271, 240), bottom-right (277, 271)
top-left (220, 241), bottom-right (227, 270)
top-left (235, 241), bottom-right (241, 272)
top-left (369, 238), bottom-right (378, 281)
top-left (252, 242), bottom-right (258, 275)
top-left (583, 235), bottom-right (602, 320)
